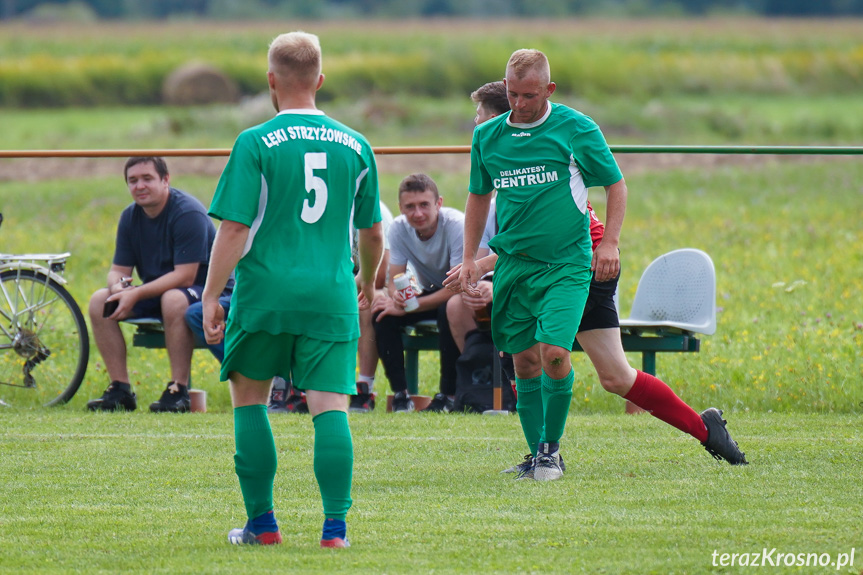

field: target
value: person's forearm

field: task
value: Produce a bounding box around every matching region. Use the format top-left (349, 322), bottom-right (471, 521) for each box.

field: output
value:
top-left (602, 178), bottom-right (628, 248)
top-left (463, 193), bottom-right (492, 264)
top-left (415, 286), bottom-right (452, 312)
top-left (130, 264), bottom-right (198, 301)
top-left (374, 250), bottom-right (389, 290)
top-left (107, 270), bottom-right (125, 288)
top-left (358, 223), bottom-right (384, 289)
top-left (203, 220), bottom-right (249, 302)
top-left (477, 253), bottom-right (499, 277)
top-left (106, 266), bottom-right (133, 292)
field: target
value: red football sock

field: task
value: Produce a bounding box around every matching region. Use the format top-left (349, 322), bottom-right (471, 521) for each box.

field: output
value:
top-left (623, 370), bottom-right (708, 442)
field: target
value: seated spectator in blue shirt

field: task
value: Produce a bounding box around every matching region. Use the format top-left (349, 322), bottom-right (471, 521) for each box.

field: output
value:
top-left (87, 156), bottom-right (232, 413)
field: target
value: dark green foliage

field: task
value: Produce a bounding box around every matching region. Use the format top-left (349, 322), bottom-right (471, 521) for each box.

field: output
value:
top-left (2, 19), bottom-right (863, 108)
top-left (5, 0), bottom-right (863, 19)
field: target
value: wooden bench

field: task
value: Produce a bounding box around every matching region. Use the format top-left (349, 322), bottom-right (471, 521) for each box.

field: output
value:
top-left (402, 320), bottom-right (699, 395)
top-left (123, 317), bottom-right (209, 350)
top-left (128, 312), bottom-right (701, 400)
top-left (402, 320), bottom-right (441, 395)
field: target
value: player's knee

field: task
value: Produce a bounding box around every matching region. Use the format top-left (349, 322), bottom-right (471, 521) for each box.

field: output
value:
top-left (513, 348), bottom-right (542, 377)
top-left (598, 374), bottom-right (629, 395)
top-left (546, 347), bottom-right (569, 366)
top-left (597, 368), bottom-right (637, 396)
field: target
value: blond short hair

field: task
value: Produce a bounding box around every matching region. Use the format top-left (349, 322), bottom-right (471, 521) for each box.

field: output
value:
top-left (268, 31), bottom-right (322, 87)
top-left (505, 49), bottom-right (550, 85)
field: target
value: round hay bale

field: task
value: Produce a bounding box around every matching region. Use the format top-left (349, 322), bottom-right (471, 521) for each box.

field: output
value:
top-left (162, 62), bottom-right (239, 106)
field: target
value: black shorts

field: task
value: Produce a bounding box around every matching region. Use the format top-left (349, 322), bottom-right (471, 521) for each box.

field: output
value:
top-left (129, 285), bottom-right (206, 319)
top-left (578, 271), bottom-right (620, 333)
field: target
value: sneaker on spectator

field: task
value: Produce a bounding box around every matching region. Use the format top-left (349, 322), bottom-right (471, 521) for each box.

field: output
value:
top-left (533, 441), bottom-right (564, 481)
top-left (87, 381), bottom-right (137, 412)
top-left (284, 392), bottom-right (309, 414)
top-left (268, 385), bottom-right (288, 413)
top-left (228, 524), bottom-right (283, 545)
top-left (348, 382), bottom-right (376, 413)
top-left (420, 392), bottom-right (454, 413)
top-left (700, 408), bottom-right (748, 465)
top-left (391, 390), bottom-right (414, 413)
top-left (149, 382), bottom-right (190, 413)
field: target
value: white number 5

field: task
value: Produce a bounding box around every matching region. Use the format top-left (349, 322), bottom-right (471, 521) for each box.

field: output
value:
top-left (301, 152), bottom-right (328, 224)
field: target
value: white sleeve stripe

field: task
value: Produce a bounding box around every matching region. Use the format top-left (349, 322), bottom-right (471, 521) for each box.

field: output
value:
top-left (354, 167), bottom-right (370, 200)
top-left (241, 174), bottom-right (268, 258)
top-left (568, 154), bottom-right (588, 215)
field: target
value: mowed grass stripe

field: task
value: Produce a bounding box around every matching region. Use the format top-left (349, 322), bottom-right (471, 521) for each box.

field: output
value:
top-left (1, 411), bottom-right (860, 573)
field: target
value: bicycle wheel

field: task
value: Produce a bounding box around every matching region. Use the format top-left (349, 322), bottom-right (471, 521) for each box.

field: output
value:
top-left (0, 269), bottom-right (89, 407)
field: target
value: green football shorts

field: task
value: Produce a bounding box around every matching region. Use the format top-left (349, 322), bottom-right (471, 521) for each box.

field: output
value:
top-left (491, 253), bottom-right (591, 354)
top-left (221, 326), bottom-right (357, 395)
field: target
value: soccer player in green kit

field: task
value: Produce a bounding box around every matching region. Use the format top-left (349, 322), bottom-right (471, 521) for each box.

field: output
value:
top-left (461, 49), bottom-right (621, 481)
top-left (459, 76), bottom-right (747, 479)
top-left (202, 31), bottom-right (383, 547)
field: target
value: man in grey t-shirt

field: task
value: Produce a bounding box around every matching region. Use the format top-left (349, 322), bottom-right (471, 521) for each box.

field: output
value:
top-left (371, 174), bottom-right (475, 412)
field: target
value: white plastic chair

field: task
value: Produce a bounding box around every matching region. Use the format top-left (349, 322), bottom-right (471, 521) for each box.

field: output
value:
top-left (618, 248), bottom-right (717, 335)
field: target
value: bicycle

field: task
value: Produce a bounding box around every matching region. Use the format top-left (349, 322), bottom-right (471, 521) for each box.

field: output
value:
top-left (0, 213), bottom-right (90, 407)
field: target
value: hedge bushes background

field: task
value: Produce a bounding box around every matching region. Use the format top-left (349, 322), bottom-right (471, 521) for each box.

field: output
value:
top-left (1, 19), bottom-right (862, 107)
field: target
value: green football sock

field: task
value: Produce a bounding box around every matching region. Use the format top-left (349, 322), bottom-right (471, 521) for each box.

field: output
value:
top-left (515, 375), bottom-right (543, 457)
top-left (233, 405), bottom-right (277, 521)
top-left (539, 369), bottom-right (574, 444)
top-left (313, 410), bottom-right (353, 521)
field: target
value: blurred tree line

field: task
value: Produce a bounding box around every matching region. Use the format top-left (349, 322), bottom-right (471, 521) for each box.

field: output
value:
top-left (4, 0), bottom-right (863, 20)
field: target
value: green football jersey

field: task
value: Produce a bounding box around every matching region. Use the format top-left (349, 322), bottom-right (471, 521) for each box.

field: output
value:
top-left (209, 109), bottom-right (380, 341)
top-left (469, 102), bottom-right (622, 265)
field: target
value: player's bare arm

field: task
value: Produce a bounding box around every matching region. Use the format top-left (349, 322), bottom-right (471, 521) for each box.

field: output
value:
top-left (460, 192), bottom-right (493, 296)
top-left (201, 219), bottom-right (248, 344)
top-left (444, 252), bottom-right (498, 292)
top-left (357, 222), bottom-right (384, 309)
top-left (593, 178), bottom-right (627, 282)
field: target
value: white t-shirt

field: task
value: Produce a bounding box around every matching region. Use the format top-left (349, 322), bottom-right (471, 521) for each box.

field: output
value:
top-left (351, 201), bottom-right (394, 258)
top-left (479, 197), bottom-right (496, 250)
top-left (388, 206), bottom-right (464, 292)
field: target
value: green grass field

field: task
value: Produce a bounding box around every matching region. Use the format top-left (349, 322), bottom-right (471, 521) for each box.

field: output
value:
top-left (1, 411), bottom-right (860, 573)
top-left (6, 92), bottom-right (863, 150)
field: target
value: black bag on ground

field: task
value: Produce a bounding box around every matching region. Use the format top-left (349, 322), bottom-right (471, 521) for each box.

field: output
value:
top-left (453, 329), bottom-right (516, 413)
